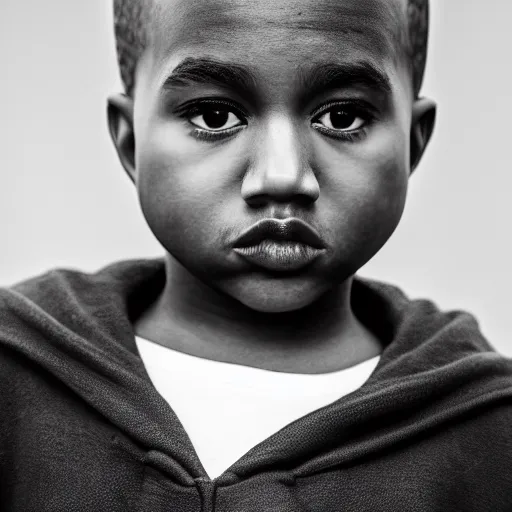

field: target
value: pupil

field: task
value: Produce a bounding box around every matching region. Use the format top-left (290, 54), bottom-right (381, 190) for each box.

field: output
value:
top-left (330, 111), bottom-right (354, 129)
top-left (203, 109), bottom-right (229, 129)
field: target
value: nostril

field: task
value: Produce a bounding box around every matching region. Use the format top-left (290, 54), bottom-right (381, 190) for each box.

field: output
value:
top-left (244, 193), bottom-right (316, 209)
top-left (294, 192), bottom-right (318, 207)
top-left (244, 194), bottom-right (267, 208)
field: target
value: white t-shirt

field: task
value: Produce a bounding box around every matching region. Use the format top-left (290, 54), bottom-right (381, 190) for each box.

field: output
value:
top-left (135, 336), bottom-right (380, 479)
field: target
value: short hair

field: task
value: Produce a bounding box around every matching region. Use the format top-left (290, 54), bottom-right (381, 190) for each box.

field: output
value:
top-left (113, 0), bottom-right (429, 98)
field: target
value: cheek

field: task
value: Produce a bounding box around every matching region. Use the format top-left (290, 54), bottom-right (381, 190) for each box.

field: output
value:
top-left (351, 127), bottom-right (409, 240)
top-left (134, 121), bottom-right (244, 246)
top-left (364, 134), bottom-right (408, 217)
top-left (319, 124), bottom-right (409, 248)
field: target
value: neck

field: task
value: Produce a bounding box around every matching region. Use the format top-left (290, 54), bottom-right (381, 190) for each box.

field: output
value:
top-left (135, 255), bottom-right (382, 374)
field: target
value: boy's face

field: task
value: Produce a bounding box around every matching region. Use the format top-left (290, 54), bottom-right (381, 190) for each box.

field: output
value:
top-left (109, 0), bottom-right (435, 313)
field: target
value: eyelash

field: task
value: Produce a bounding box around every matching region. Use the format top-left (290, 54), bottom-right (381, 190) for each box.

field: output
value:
top-left (311, 100), bottom-right (376, 142)
top-left (175, 98), bottom-right (375, 143)
top-left (175, 98), bottom-right (248, 142)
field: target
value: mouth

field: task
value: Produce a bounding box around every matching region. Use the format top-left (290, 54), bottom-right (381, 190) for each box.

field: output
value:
top-left (232, 218), bottom-right (326, 271)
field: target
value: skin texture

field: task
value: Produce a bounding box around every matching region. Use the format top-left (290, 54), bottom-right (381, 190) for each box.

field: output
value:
top-left (108, 0), bottom-right (436, 373)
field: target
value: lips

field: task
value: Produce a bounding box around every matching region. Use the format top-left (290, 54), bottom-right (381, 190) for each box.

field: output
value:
top-left (233, 218), bottom-right (325, 249)
top-left (232, 218), bottom-right (326, 271)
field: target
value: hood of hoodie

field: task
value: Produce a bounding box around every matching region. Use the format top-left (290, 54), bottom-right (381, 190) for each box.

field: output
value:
top-left (1, 258), bottom-right (511, 486)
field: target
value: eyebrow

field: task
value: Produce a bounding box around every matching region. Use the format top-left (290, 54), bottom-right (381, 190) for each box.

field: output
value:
top-left (161, 57), bottom-right (392, 100)
top-left (161, 57), bottom-right (258, 97)
top-left (298, 61), bottom-right (392, 99)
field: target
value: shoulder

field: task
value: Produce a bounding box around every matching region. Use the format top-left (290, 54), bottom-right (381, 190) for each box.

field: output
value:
top-left (453, 398), bottom-right (512, 491)
top-left (0, 266), bottom-right (96, 363)
top-left (0, 258), bottom-right (164, 368)
top-left (0, 266), bottom-right (100, 333)
top-left (0, 258), bottom-right (163, 322)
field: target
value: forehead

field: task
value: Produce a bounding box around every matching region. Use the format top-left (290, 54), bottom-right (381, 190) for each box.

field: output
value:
top-left (147, 0), bottom-right (407, 84)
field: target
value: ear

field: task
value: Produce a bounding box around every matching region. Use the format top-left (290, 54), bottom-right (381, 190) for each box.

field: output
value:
top-left (107, 93), bottom-right (136, 184)
top-left (410, 97), bottom-right (436, 174)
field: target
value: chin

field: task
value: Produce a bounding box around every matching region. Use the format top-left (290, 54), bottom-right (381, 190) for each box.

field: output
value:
top-left (232, 281), bottom-right (326, 314)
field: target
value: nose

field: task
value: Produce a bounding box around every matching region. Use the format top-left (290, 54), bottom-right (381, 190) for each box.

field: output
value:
top-left (241, 113), bottom-right (320, 206)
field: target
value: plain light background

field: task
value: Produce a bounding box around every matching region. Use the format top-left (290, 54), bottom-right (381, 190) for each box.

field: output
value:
top-left (1, 1), bottom-right (511, 356)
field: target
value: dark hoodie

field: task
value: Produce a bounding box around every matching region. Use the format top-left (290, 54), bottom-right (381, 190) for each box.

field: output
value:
top-left (0, 259), bottom-right (511, 511)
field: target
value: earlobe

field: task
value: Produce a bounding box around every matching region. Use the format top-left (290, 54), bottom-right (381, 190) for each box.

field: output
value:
top-left (410, 97), bottom-right (437, 174)
top-left (107, 94), bottom-right (136, 183)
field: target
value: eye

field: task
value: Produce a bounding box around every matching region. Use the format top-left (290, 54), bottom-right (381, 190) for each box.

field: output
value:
top-left (189, 106), bottom-right (245, 131)
top-left (313, 107), bottom-right (365, 132)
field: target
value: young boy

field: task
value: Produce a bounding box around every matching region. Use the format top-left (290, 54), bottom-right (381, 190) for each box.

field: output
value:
top-left (1, 0), bottom-right (511, 510)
